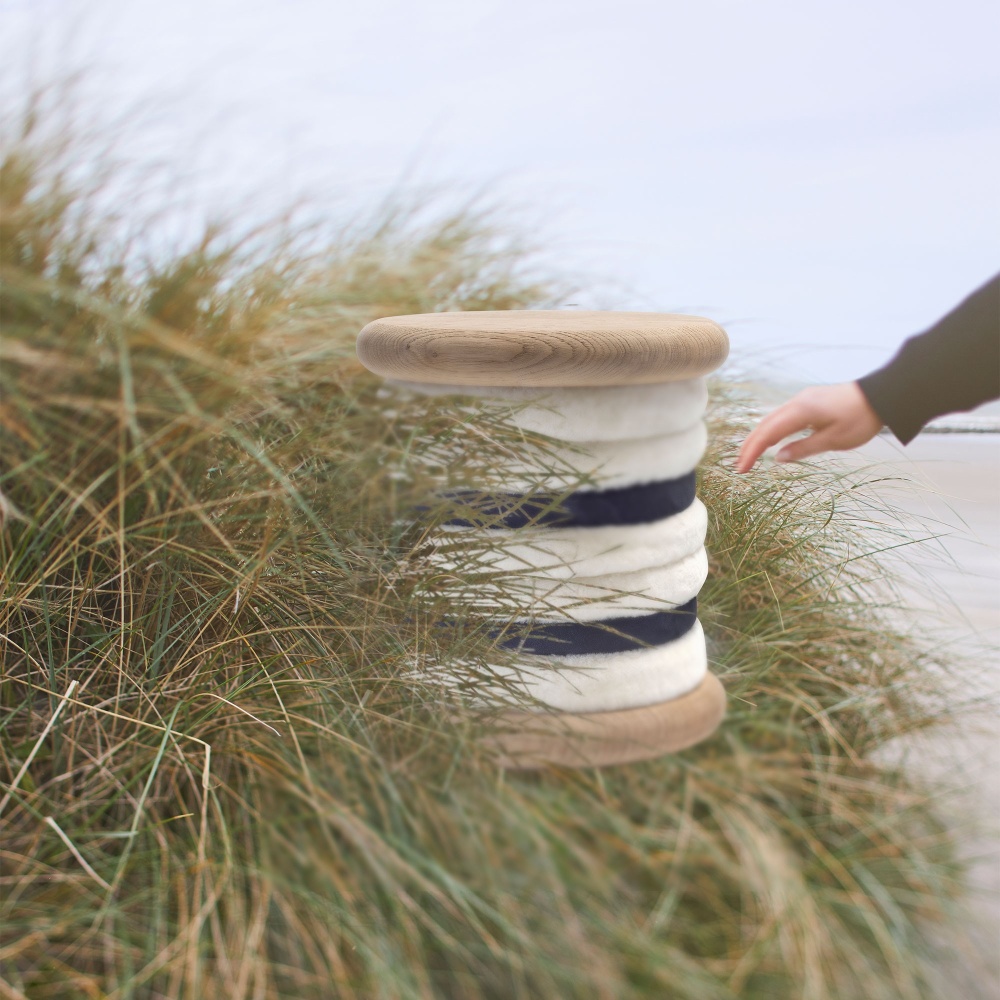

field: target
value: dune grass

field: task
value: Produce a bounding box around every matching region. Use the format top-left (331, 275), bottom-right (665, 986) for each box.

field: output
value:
top-left (0, 106), bottom-right (970, 1000)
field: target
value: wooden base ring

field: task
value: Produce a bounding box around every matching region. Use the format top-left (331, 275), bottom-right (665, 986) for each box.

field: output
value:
top-left (482, 672), bottom-right (726, 770)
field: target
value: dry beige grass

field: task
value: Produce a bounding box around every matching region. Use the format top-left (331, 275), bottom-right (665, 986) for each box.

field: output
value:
top-left (0, 97), bottom-right (972, 999)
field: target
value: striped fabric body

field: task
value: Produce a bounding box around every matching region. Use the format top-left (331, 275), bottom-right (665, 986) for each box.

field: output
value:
top-left (390, 378), bottom-right (711, 713)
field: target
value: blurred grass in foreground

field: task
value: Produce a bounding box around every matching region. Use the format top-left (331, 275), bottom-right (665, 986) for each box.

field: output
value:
top-left (0, 98), bottom-right (972, 1000)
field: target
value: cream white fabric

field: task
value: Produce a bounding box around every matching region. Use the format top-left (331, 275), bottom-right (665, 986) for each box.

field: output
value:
top-left (386, 378), bottom-right (708, 441)
top-left (386, 375), bottom-right (713, 714)
top-left (429, 498), bottom-right (708, 580)
top-left (482, 620), bottom-right (707, 712)
top-left (437, 548), bottom-right (707, 621)
top-left (485, 421), bottom-right (707, 492)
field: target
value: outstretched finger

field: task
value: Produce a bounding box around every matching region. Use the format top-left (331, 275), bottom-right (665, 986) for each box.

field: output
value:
top-left (735, 403), bottom-right (813, 472)
top-left (775, 428), bottom-right (837, 464)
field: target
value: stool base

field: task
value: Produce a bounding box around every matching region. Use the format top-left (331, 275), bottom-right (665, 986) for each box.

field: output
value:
top-left (483, 672), bottom-right (726, 770)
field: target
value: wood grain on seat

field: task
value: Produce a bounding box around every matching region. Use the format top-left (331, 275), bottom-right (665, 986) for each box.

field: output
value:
top-left (357, 310), bottom-right (729, 387)
top-left (482, 672), bottom-right (726, 769)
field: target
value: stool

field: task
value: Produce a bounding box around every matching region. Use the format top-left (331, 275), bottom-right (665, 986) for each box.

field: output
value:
top-left (357, 310), bottom-right (729, 768)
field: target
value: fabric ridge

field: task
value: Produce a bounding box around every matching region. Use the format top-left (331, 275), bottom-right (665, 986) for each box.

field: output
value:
top-left (386, 377), bottom-right (709, 441)
top-left (446, 549), bottom-right (708, 621)
top-left (485, 619), bottom-right (708, 713)
top-left (477, 421), bottom-right (707, 492)
top-left (431, 498), bottom-right (709, 579)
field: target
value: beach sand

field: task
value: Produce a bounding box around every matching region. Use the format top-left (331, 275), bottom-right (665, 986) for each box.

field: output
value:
top-left (848, 434), bottom-right (1000, 996)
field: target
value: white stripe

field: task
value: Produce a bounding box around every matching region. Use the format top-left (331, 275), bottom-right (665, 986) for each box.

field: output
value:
top-left (384, 378), bottom-right (708, 441)
top-left (471, 620), bottom-right (708, 713)
top-left (473, 421), bottom-right (707, 492)
top-left (429, 498), bottom-right (708, 579)
top-left (437, 549), bottom-right (707, 621)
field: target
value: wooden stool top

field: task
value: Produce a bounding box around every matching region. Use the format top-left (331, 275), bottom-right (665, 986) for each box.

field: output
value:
top-left (356, 310), bottom-right (729, 387)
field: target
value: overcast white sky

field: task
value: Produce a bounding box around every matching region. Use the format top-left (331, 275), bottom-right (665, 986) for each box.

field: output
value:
top-left (4, 0), bottom-right (998, 383)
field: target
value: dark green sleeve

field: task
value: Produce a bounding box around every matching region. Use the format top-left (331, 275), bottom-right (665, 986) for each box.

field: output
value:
top-left (855, 273), bottom-right (1000, 445)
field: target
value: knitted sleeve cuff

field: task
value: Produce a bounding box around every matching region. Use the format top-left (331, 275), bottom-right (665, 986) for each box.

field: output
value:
top-left (855, 370), bottom-right (920, 445)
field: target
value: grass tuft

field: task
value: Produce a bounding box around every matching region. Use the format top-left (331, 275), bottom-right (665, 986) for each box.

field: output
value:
top-left (0, 99), bottom-right (972, 999)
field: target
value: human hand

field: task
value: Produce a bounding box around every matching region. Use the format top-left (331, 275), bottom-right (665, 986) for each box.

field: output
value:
top-left (735, 382), bottom-right (884, 473)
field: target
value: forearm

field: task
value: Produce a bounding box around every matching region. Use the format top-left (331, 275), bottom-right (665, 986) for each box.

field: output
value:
top-left (856, 273), bottom-right (1000, 444)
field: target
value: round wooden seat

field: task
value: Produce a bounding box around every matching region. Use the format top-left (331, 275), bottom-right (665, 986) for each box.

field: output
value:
top-left (356, 310), bottom-right (729, 387)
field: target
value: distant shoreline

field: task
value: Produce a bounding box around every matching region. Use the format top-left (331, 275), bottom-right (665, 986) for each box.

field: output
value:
top-left (892, 426), bottom-right (1000, 435)
top-left (741, 407), bottom-right (1000, 436)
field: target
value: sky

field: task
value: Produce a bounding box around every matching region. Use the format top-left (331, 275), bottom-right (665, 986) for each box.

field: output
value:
top-left (3, 0), bottom-right (998, 384)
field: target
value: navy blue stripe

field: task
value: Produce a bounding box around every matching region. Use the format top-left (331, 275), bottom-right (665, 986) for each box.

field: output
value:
top-left (435, 472), bottom-right (696, 529)
top-left (490, 597), bottom-right (697, 655)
